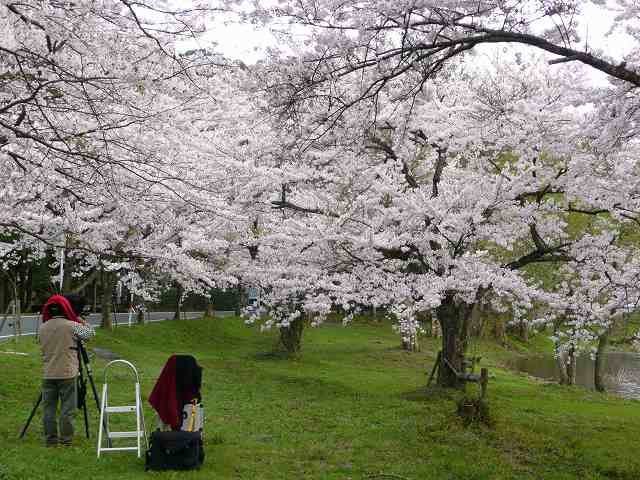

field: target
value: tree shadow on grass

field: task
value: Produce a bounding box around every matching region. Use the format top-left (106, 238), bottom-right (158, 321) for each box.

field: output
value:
top-left (252, 350), bottom-right (291, 361)
top-left (261, 371), bottom-right (364, 401)
top-left (401, 385), bottom-right (461, 403)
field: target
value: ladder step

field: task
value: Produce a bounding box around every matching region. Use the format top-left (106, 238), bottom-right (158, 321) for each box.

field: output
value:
top-left (105, 406), bottom-right (137, 413)
top-left (99, 447), bottom-right (139, 452)
top-left (108, 431), bottom-right (144, 439)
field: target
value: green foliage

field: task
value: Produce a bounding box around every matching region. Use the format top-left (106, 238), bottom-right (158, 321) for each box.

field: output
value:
top-left (154, 287), bottom-right (210, 311)
top-left (381, 192), bottom-right (393, 208)
top-left (46, 87), bottom-right (64, 99)
top-left (0, 71), bottom-right (35, 81)
top-left (211, 288), bottom-right (240, 310)
top-left (618, 222), bottom-right (640, 246)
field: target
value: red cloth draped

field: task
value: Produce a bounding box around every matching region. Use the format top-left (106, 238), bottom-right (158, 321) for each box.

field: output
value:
top-left (41, 295), bottom-right (81, 323)
top-left (149, 355), bottom-right (201, 430)
top-left (149, 355), bottom-right (181, 429)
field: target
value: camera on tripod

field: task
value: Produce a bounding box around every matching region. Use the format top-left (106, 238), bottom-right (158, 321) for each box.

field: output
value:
top-left (65, 294), bottom-right (88, 319)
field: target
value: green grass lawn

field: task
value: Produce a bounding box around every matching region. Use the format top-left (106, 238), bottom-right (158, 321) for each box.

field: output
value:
top-left (1, 317), bottom-right (639, 480)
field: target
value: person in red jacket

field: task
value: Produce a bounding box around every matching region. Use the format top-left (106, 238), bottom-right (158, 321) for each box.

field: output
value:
top-left (38, 295), bottom-right (94, 447)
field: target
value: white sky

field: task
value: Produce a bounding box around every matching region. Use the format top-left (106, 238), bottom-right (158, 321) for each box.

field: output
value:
top-left (203, 15), bottom-right (277, 63)
top-left (190, 3), bottom-right (634, 82)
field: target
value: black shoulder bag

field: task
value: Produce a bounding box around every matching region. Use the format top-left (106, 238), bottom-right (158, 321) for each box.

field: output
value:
top-left (145, 430), bottom-right (205, 471)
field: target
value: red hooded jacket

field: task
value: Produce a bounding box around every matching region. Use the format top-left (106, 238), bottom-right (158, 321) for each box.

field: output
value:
top-left (41, 295), bottom-right (81, 323)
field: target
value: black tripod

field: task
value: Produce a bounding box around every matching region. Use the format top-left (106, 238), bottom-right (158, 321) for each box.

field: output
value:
top-left (20, 340), bottom-right (108, 444)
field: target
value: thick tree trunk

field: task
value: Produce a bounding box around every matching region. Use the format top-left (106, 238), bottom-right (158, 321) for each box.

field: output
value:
top-left (100, 269), bottom-right (114, 329)
top-left (555, 350), bottom-right (570, 385)
top-left (12, 283), bottom-right (22, 338)
top-left (401, 334), bottom-right (419, 352)
top-left (518, 318), bottom-right (529, 342)
top-left (436, 295), bottom-right (471, 389)
top-left (173, 283), bottom-right (183, 320)
top-left (236, 283), bottom-right (248, 316)
top-left (468, 300), bottom-right (484, 338)
top-left (566, 347), bottom-right (577, 386)
top-left (206, 290), bottom-right (215, 317)
top-left (279, 316), bottom-right (304, 355)
top-left (552, 317), bottom-right (570, 385)
top-left (21, 265), bottom-right (33, 312)
top-left (137, 300), bottom-right (146, 324)
top-left (417, 310), bottom-right (432, 337)
top-left (61, 251), bottom-right (73, 293)
top-left (206, 299), bottom-right (215, 317)
top-left (491, 312), bottom-right (507, 343)
top-left (595, 331), bottom-right (609, 393)
top-left (93, 279), bottom-right (98, 312)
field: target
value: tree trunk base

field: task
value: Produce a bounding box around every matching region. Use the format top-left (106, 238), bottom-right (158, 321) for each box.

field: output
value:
top-left (401, 336), bottom-right (419, 352)
top-left (457, 397), bottom-right (492, 427)
top-left (595, 332), bottom-right (609, 392)
top-left (279, 317), bottom-right (304, 356)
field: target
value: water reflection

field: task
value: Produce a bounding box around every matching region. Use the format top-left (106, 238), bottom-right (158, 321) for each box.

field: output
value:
top-left (510, 352), bottom-right (640, 399)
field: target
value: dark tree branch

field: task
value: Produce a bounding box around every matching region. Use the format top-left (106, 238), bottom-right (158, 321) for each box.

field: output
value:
top-left (271, 199), bottom-right (339, 218)
top-left (367, 135), bottom-right (419, 188)
top-left (505, 250), bottom-right (573, 270)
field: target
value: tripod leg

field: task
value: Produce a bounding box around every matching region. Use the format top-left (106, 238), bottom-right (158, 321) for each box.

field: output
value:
top-left (82, 399), bottom-right (90, 439)
top-left (20, 392), bottom-right (42, 439)
top-left (85, 364), bottom-right (101, 412)
top-left (76, 348), bottom-right (90, 439)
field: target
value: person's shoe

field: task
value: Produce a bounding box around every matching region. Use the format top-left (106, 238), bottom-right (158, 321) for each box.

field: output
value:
top-left (60, 440), bottom-right (72, 447)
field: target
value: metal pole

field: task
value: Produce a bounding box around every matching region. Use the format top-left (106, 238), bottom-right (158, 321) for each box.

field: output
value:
top-left (128, 293), bottom-right (133, 327)
top-left (58, 248), bottom-right (65, 292)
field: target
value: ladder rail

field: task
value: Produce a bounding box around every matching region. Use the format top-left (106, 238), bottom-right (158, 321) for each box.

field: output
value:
top-left (97, 383), bottom-right (107, 458)
top-left (135, 382), bottom-right (141, 456)
top-left (97, 360), bottom-right (146, 458)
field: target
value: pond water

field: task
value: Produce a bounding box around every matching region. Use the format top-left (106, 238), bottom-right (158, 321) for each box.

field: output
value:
top-left (510, 352), bottom-right (640, 399)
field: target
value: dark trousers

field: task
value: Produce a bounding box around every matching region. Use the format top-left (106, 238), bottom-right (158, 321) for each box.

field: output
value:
top-left (42, 378), bottom-right (77, 445)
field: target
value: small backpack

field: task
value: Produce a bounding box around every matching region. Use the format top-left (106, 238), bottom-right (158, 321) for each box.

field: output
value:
top-left (145, 430), bottom-right (204, 471)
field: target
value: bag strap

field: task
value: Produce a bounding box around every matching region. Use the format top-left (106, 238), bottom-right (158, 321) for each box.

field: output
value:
top-left (186, 400), bottom-right (197, 432)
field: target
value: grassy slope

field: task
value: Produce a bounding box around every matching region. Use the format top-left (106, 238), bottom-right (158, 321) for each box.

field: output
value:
top-left (1, 317), bottom-right (639, 480)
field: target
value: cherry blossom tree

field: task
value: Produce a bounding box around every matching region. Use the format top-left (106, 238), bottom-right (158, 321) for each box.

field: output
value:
top-left (210, 0), bottom-right (639, 387)
top-left (541, 232), bottom-right (640, 388)
top-left (4, 1), bottom-right (640, 395)
top-left (252, 1), bottom-right (639, 113)
top-left (231, 47), bottom-right (640, 387)
top-left (0, 0), bottom-right (252, 301)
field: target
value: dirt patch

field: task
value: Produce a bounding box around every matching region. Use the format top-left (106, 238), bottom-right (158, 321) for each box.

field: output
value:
top-left (92, 347), bottom-right (121, 361)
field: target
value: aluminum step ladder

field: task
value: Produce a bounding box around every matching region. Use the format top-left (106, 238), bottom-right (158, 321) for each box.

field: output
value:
top-left (97, 359), bottom-right (147, 458)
